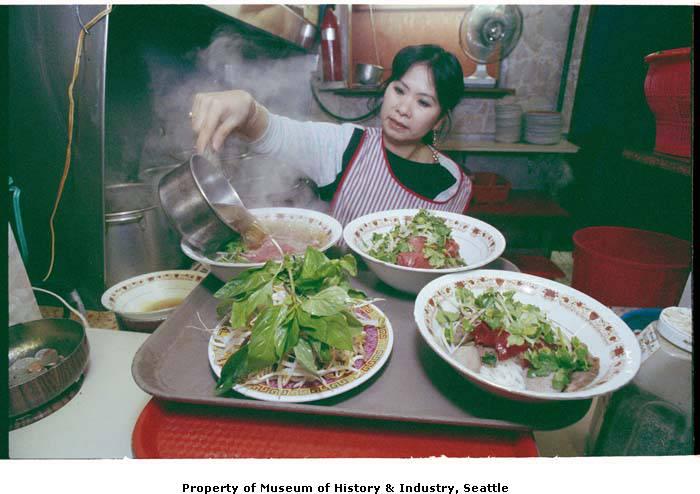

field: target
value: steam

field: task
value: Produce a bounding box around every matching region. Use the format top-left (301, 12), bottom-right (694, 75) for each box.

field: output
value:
top-left (138, 29), bottom-right (328, 211)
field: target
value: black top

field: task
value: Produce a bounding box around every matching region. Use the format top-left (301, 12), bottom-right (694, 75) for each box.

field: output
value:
top-left (318, 128), bottom-right (458, 201)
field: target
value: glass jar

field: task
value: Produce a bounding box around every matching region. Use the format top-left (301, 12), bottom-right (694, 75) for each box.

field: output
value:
top-left (590, 307), bottom-right (693, 456)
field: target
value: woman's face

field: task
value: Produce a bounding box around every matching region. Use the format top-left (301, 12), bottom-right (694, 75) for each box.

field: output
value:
top-left (380, 63), bottom-right (443, 145)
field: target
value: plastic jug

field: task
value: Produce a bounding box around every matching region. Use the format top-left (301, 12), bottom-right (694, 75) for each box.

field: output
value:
top-left (591, 307), bottom-right (693, 455)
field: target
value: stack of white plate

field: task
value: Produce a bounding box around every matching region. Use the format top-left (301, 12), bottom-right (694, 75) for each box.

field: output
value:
top-left (524, 111), bottom-right (563, 145)
top-left (495, 104), bottom-right (522, 143)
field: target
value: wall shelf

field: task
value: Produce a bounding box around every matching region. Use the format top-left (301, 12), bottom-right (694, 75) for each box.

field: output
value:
top-left (318, 86), bottom-right (515, 98)
top-left (622, 148), bottom-right (691, 176)
top-left (440, 139), bottom-right (579, 154)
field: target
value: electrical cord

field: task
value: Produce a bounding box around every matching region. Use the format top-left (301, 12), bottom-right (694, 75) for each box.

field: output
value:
top-left (43, 5), bottom-right (112, 282)
top-left (309, 79), bottom-right (382, 123)
top-left (32, 287), bottom-right (90, 329)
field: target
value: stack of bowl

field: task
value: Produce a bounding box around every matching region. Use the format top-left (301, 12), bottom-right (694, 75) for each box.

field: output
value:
top-left (494, 103), bottom-right (522, 143)
top-left (524, 111), bottom-right (563, 145)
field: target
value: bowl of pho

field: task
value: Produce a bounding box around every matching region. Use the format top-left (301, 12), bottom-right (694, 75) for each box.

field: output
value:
top-left (182, 207), bottom-right (342, 282)
top-left (343, 209), bottom-right (506, 294)
top-left (414, 270), bottom-right (641, 401)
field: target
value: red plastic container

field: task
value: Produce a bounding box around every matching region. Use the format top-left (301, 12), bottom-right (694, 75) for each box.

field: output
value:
top-left (571, 226), bottom-right (691, 307)
top-left (643, 47), bottom-right (691, 158)
top-left (471, 172), bottom-right (511, 204)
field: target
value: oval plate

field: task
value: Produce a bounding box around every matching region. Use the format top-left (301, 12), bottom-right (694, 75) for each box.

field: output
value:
top-left (414, 270), bottom-right (641, 401)
top-left (208, 304), bottom-right (393, 402)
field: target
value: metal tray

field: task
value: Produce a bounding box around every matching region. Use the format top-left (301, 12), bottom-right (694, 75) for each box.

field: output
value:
top-left (132, 258), bottom-right (591, 431)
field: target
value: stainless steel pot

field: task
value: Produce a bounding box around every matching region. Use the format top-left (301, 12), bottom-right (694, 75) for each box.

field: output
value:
top-left (105, 183), bottom-right (185, 288)
top-left (158, 155), bottom-right (244, 254)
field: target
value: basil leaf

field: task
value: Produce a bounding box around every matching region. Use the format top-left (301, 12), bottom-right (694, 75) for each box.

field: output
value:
top-left (214, 261), bottom-right (279, 300)
top-left (339, 254), bottom-right (358, 276)
top-left (230, 281), bottom-right (274, 328)
top-left (301, 286), bottom-right (349, 316)
top-left (341, 310), bottom-right (364, 337)
top-left (293, 339), bottom-right (318, 375)
top-left (215, 344), bottom-right (249, 394)
top-left (247, 305), bottom-right (288, 369)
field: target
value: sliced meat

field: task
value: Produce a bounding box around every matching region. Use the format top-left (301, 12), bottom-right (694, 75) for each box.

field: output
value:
top-left (566, 356), bottom-right (600, 392)
top-left (407, 235), bottom-right (427, 252)
top-left (242, 238), bottom-right (298, 262)
top-left (396, 251), bottom-right (432, 268)
top-left (472, 321), bottom-right (529, 360)
top-left (444, 238), bottom-right (460, 258)
top-left (452, 345), bottom-right (481, 372)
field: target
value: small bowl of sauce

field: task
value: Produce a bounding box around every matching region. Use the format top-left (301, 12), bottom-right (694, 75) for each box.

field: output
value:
top-left (101, 270), bottom-right (205, 332)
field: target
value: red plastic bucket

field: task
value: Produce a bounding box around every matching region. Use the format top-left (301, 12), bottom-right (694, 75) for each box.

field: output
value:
top-left (572, 226), bottom-right (691, 307)
top-left (643, 47), bottom-right (691, 158)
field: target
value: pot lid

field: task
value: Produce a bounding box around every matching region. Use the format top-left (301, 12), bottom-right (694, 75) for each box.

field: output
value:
top-left (105, 183), bottom-right (156, 215)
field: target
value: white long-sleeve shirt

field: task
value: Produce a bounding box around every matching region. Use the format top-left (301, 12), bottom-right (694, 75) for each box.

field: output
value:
top-left (248, 113), bottom-right (462, 200)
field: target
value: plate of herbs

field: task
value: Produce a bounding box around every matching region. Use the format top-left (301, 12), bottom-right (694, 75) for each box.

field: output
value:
top-left (208, 246), bottom-right (393, 402)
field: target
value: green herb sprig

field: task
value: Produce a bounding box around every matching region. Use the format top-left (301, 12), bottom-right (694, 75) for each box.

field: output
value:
top-left (212, 246), bottom-right (367, 394)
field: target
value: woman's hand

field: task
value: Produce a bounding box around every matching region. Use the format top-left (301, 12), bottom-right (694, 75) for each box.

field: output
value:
top-left (190, 90), bottom-right (266, 153)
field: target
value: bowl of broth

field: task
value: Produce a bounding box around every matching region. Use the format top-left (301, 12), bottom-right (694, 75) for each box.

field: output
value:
top-left (181, 207), bottom-right (343, 282)
top-left (101, 270), bottom-right (205, 332)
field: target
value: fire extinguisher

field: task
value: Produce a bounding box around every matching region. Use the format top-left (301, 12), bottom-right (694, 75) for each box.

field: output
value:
top-left (320, 7), bottom-right (343, 82)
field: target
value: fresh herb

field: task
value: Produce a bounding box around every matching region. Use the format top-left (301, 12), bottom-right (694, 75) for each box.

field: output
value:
top-left (524, 336), bottom-right (592, 391)
top-left (216, 233), bottom-right (247, 263)
top-left (367, 209), bottom-right (465, 268)
top-left (481, 352), bottom-right (497, 367)
top-left (436, 287), bottom-right (595, 392)
top-left (213, 246), bottom-right (368, 394)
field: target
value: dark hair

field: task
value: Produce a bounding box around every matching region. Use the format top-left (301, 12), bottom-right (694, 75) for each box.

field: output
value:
top-left (378, 44), bottom-right (464, 145)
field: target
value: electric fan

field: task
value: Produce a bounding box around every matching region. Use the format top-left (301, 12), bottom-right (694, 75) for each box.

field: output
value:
top-left (459, 5), bottom-right (523, 87)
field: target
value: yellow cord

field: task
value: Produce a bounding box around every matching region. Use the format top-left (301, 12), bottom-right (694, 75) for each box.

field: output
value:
top-left (42, 5), bottom-right (112, 282)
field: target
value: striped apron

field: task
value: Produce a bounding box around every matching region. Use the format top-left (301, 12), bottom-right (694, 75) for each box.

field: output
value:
top-left (330, 127), bottom-right (472, 226)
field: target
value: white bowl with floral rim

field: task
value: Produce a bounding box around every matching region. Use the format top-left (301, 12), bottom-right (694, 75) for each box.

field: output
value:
top-left (414, 270), bottom-right (642, 401)
top-left (182, 207), bottom-right (343, 282)
top-left (101, 270), bottom-right (205, 323)
top-left (343, 209), bottom-right (506, 294)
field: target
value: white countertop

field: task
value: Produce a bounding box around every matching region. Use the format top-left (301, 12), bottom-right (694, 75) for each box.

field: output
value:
top-left (9, 328), bottom-right (151, 459)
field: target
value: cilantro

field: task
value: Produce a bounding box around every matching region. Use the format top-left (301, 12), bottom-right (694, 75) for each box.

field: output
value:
top-left (481, 352), bottom-right (497, 367)
top-left (366, 209), bottom-right (466, 268)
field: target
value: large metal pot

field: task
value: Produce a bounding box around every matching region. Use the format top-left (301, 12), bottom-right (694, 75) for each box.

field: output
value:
top-left (105, 183), bottom-right (185, 288)
top-left (158, 155), bottom-right (243, 254)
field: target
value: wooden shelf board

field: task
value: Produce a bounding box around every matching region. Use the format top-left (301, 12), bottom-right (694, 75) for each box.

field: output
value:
top-left (441, 139), bottom-right (579, 154)
top-left (468, 190), bottom-right (569, 218)
top-left (622, 148), bottom-right (691, 176)
top-left (319, 86), bottom-right (515, 98)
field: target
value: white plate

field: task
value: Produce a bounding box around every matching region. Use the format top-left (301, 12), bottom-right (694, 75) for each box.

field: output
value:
top-left (208, 304), bottom-right (393, 402)
top-left (414, 270), bottom-right (642, 401)
top-left (343, 209), bottom-right (506, 294)
top-left (182, 207), bottom-right (343, 282)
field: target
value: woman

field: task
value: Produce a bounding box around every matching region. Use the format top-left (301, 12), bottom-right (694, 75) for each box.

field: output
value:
top-left (190, 44), bottom-right (472, 226)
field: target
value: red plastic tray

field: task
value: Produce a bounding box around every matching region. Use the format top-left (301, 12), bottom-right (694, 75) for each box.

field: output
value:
top-left (132, 399), bottom-right (539, 458)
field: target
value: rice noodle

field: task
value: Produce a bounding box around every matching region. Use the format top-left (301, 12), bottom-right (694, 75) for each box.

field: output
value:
top-left (478, 358), bottom-right (526, 390)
